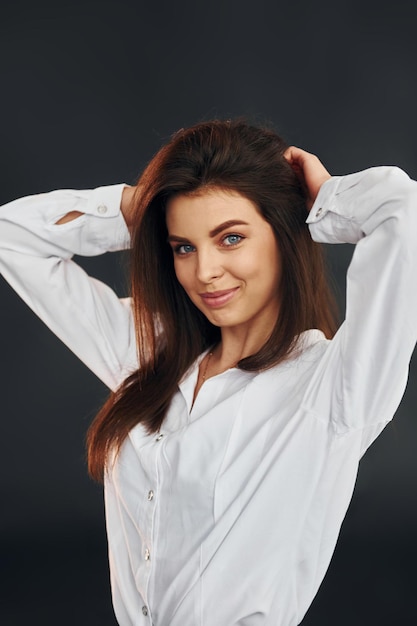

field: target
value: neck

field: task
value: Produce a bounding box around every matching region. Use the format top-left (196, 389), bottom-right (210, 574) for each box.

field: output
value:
top-left (211, 325), bottom-right (271, 372)
top-left (194, 325), bottom-right (270, 408)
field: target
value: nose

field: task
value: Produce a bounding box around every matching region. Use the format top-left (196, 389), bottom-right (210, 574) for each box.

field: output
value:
top-left (196, 247), bottom-right (224, 283)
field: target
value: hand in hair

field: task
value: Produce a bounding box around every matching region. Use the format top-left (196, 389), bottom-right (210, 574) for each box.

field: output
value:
top-left (121, 185), bottom-right (137, 228)
top-left (284, 146), bottom-right (331, 211)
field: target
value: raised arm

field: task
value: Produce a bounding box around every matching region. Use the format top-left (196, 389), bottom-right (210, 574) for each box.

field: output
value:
top-left (0, 184), bottom-right (138, 390)
top-left (55, 185), bottom-right (137, 227)
top-left (286, 147), bottom-right (417, 449)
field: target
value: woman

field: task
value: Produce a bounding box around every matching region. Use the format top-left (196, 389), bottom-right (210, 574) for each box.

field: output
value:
top-left (1, 120), bottom-right (416, 625)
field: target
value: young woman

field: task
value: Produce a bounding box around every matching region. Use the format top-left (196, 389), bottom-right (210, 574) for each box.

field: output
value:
top-left (1, 120), bottom-right (416, 625)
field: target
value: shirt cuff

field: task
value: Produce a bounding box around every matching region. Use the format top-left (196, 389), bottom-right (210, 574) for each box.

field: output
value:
top-left (306, 174), bottom-right (364, 244)
top-left (84, 184), bottom-right (132, 251)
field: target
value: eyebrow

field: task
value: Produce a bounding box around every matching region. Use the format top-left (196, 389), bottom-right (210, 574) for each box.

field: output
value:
top-left (167, 220), bottom-right (249, 243)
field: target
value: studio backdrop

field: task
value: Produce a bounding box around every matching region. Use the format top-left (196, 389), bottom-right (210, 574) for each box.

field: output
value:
top-left (1, 1), bottom-right (416, 624)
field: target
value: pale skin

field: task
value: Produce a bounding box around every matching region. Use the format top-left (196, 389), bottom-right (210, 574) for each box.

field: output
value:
top-left (166, 189), bottom-right (283, 402)
top-left (55, 146), bottom-right (331, 401)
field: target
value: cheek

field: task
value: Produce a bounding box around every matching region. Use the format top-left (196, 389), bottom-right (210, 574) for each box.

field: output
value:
top-left (249, 242), bottom-right (282, 291)
top-left (172, 260), bottom-right (183, 285)
top-left (173, 260), bottom-right (192, 291)
top-left (235, 243), bottom-right (281, 281)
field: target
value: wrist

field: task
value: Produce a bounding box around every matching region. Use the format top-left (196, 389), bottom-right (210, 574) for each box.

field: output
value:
top-left (121, 186), bottom-right (136, 228)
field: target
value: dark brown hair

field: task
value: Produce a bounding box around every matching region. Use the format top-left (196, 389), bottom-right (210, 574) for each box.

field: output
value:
top-left (87, 119), bottom-right (338, 481)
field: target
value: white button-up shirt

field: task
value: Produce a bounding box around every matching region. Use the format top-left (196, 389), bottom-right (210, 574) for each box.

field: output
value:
top-left (1, 167), bottom-right (416, 626)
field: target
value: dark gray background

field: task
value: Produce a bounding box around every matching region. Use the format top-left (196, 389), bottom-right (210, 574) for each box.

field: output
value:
top-left (1, 0), bottom-right (416, 624)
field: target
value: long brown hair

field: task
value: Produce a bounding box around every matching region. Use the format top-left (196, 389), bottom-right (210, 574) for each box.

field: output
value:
top-left (87, 119), bottom-right (338, 481)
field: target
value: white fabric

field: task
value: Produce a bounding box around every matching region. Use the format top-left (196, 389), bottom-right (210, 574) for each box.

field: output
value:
top-left (1, 167), bottom-right (417, 626)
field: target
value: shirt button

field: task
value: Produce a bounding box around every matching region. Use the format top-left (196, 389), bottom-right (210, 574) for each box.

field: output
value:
top-left (142, 605), bottom-right (148, 616)
top-left (155, 433), bottom-right (164, 441)
top-left (97, 204), bottom-right (108, 215)
top-left (315, 206), bottom-right (323, 217)
top-left (147, 490), bottom-right (154, 501)
top-left (144, 548), bottom-right (150, 560)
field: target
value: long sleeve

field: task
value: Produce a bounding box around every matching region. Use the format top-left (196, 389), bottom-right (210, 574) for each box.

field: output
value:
top-left (304, 166), bottom-right (417, 446)
top-left (0, 184), bottom-right (138, 390)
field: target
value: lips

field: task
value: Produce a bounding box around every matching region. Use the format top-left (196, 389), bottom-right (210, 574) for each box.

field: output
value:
top-left (199, 287), bottom-right (239, 308)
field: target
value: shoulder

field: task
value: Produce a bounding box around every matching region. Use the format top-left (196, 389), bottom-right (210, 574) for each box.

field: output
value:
top-left (249, 330), bottom-right (330, 391)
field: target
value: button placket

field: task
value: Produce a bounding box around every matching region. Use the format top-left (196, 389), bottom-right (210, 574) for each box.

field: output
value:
top-left (139, 431), bottom-right (165, 618)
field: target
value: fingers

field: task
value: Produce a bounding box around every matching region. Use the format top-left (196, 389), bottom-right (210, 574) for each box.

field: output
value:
top-left (283, 146), bottom-right (309, 183)
top-left (284, 146), bottom-right (322, 171)
top-left (283, 146), bottom-right (310, 166)
top-left (283, 146), bottom-right (331, 210)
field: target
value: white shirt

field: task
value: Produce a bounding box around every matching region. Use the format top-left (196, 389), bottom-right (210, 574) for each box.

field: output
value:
top-left (1, 167), bottom-right (417, 626)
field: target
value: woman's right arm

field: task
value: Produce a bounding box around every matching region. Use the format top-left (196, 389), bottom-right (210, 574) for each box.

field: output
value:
top-left (0, 184), bottom-right (138, 390)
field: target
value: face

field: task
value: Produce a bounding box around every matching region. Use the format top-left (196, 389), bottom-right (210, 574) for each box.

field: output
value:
top-left (166, 188), bottom-right (282, 338)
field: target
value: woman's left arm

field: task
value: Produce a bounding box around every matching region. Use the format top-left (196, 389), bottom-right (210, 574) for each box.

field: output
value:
top-left (287, 148), bottom-right (417, 443)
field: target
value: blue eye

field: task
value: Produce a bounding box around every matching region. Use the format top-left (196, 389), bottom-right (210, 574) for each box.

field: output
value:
top-left (175, 243), bottom-right (195, 255)
top-left (223, 234), bottom-right (243, 246)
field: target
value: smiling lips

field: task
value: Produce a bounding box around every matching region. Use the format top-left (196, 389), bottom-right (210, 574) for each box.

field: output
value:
top-left (199, 287), bottom-right (240, 308)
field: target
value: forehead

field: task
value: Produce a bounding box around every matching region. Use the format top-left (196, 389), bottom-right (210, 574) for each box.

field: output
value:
top-left (165, 188), bottom-right (263, 233)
